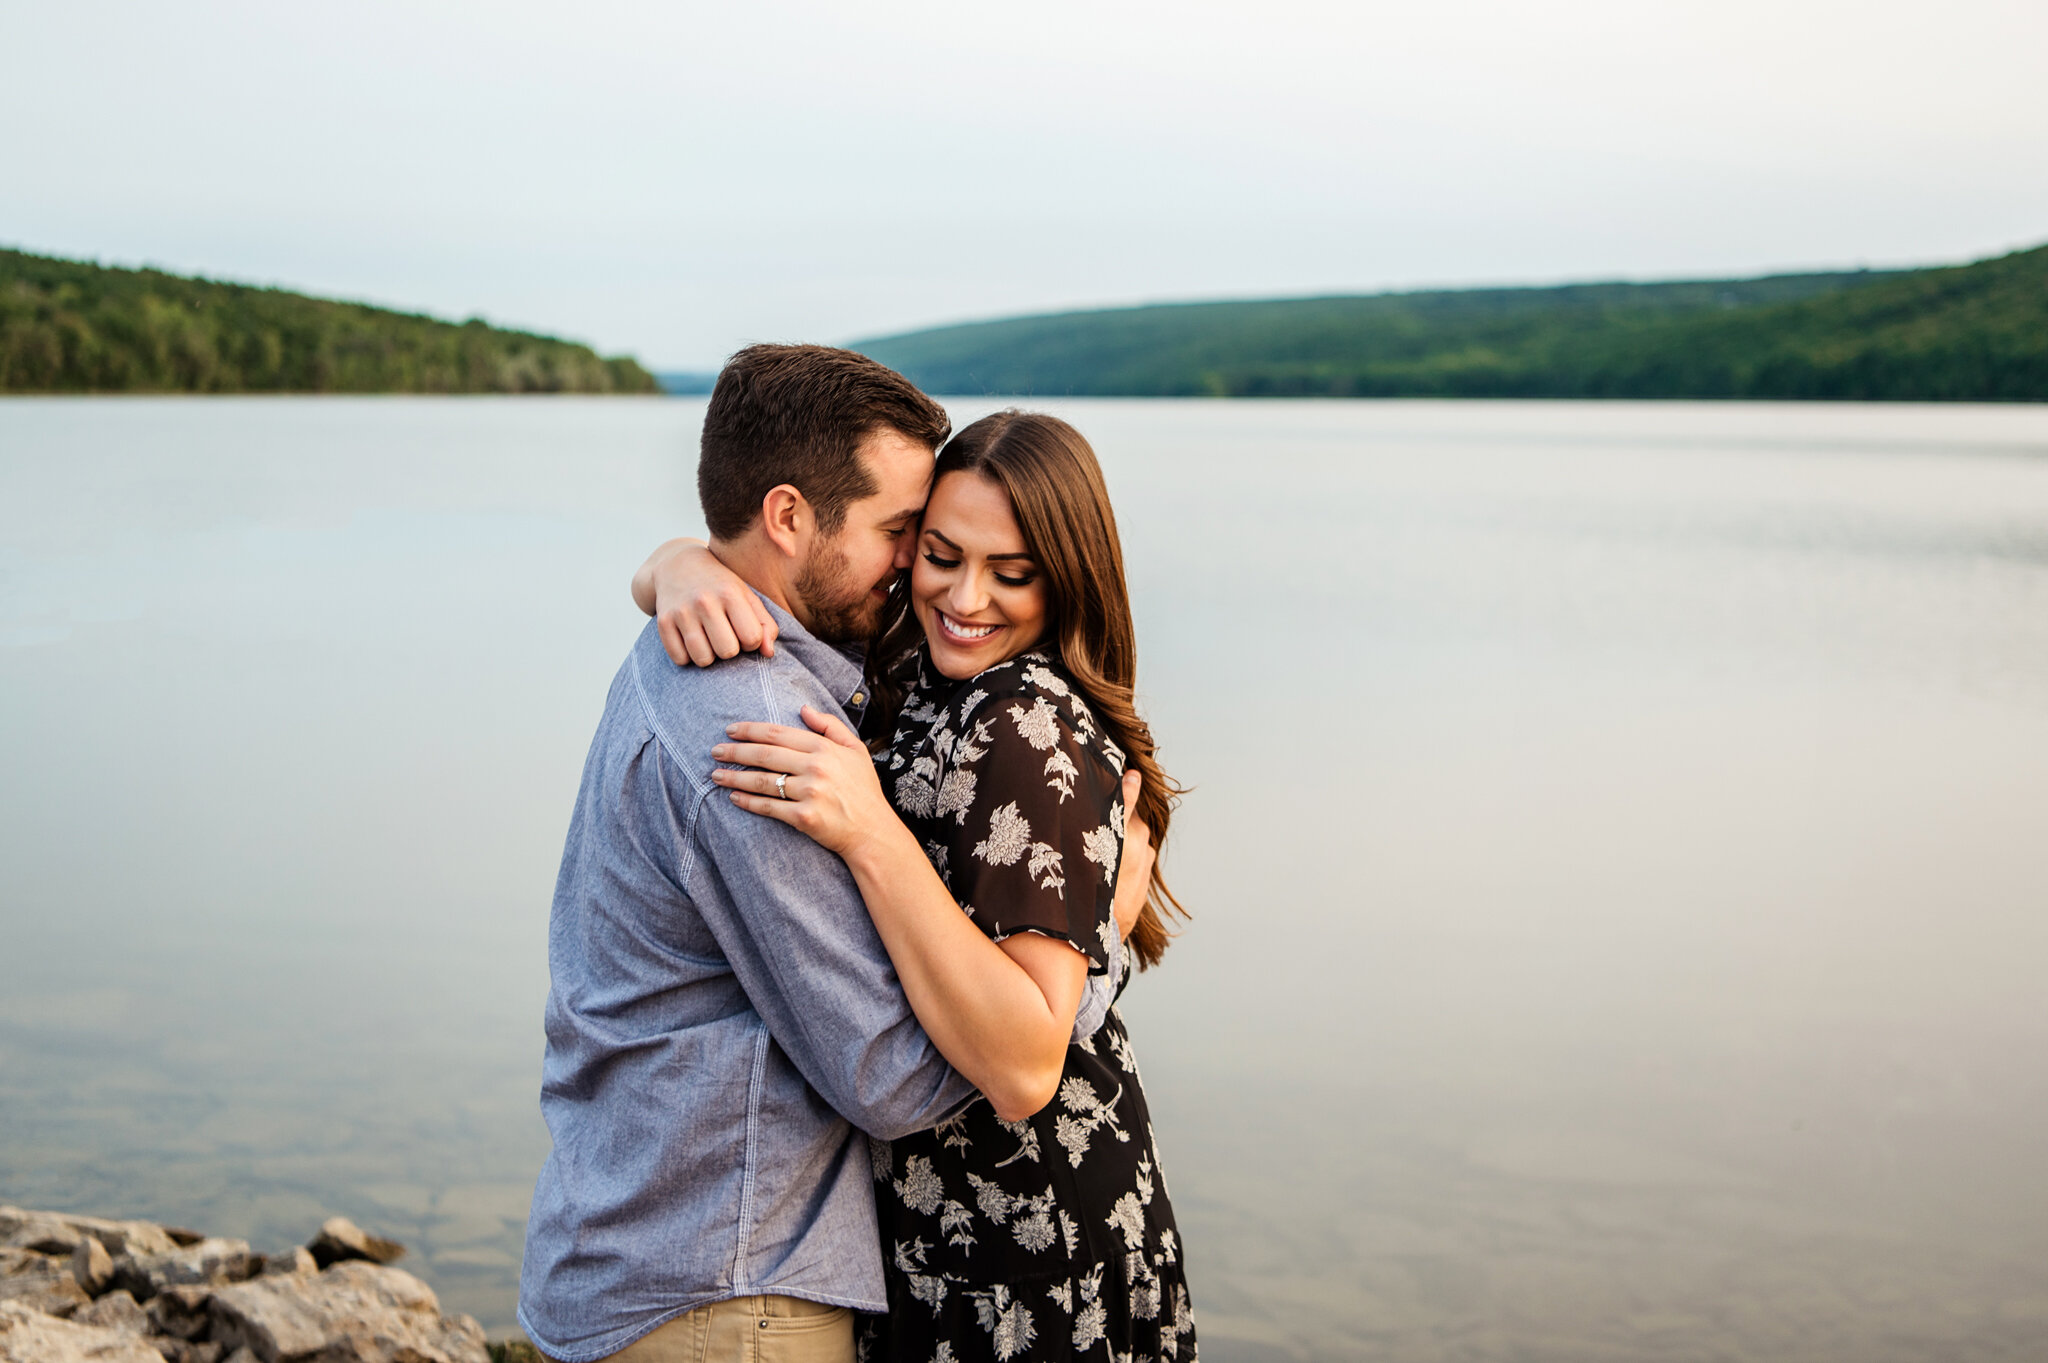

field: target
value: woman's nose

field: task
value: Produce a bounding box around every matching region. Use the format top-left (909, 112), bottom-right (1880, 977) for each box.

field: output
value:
top-left (948, 576), bottom-right (989, 616)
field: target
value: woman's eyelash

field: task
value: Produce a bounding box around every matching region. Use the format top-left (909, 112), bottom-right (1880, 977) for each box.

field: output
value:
top-left (923, 550), bottom-right (1033, 587)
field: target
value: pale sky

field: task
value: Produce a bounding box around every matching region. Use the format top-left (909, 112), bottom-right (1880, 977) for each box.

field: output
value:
top-left (7, 0), bottom-right (2045, 369)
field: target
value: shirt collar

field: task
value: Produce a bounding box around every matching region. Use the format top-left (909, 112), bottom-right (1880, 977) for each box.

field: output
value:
top-left (753, 591), bottom-right (870, 712)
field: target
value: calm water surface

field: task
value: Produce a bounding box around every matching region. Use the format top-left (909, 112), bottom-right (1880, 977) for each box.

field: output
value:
top-left (4, 398), bottom-right (2047, 1362)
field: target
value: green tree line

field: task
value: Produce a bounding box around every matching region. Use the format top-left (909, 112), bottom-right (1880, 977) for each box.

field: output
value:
top-left (1, 248), bottom-right (658, 394)
top-left (855, 242), bottom-right (2048, 400)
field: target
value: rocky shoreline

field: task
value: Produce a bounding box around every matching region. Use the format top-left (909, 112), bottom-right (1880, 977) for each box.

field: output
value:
top-left (0, 1206), bottom-right (536, 1363)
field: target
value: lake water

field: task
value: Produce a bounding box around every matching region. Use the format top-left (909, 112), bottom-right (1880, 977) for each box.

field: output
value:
top-left (4, 397), bottom-right (2048, 1362)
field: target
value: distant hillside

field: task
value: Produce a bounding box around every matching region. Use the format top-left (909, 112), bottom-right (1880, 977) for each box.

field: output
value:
top-left (855, 243), bottom-right (2048, 401)
top-left (652, 370), bottom-right (717, 395)
top-left (0, 248), bottom-right (658, 394)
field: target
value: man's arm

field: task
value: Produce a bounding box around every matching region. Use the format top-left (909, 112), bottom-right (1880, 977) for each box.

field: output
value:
top-left (673, 742), bottom-right (978, 1140)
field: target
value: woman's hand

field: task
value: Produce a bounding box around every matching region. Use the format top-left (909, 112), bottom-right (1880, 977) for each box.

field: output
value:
top-left (1111, 770), bottom-right (1154, 942)
top-left (632, 537), bottom-right (779, 666)
top-left (712, 706), bottom-right (895, 857)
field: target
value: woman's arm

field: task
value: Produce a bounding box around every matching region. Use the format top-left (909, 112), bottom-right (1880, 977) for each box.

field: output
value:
top-left (631, 537), bottom-right (780, 666)
top-left (841, 819), bottom-right (1085, 1122)
top-left (713, 709), bottom-right (1136, 1121)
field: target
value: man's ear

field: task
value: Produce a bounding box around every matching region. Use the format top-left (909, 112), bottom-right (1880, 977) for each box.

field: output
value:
top-left (759, 484), bottom-right (810, 560)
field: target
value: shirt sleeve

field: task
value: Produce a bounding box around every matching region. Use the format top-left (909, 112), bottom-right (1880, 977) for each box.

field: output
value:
top-left (684, 784), bottom-right (976, 1140)
top-left (670, 681), bottom-right (979, 1142)
top-left (945, 686), bottom-right (1126, 976)
top-left (1070, 938), bottom-right (1125, 1040)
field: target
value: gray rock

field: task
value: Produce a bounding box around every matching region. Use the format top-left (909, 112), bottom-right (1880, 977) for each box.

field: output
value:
top-left (208, 1262), bottom-right (485, 1363)
top-left (74, 1238), bottom-right (115, 1296)
top-left (0, 1246), bottom-right (90, 1316)
top-left (73, 1292), bottom-right (148, 1335)
top-left (0, 1300), bottom-right (165, 1363)
top-left (303, 1220), bottom-right (404, 1270)
top-left (221, 1351), bottom-right (258, 1363)
top-left (145, 1287), bottom-right (215, 1341)
top-left (0, 1209), bottom-right (179, 1260)
top-left (256, 1250), bottom-right (313, 1279)
top-left (111, 1241), bottom-right (255, 1301)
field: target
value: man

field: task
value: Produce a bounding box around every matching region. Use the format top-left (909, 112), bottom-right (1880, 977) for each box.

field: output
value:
top-left (520, 345), bottom-right (1145, 1363)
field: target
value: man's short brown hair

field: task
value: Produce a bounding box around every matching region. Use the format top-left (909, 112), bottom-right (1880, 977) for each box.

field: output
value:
top-left (698, 344), bottom-right (951, 541)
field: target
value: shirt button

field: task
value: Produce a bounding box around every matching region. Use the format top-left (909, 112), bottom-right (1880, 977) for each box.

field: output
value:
top-left (850, 692), bottom-right (865, 705)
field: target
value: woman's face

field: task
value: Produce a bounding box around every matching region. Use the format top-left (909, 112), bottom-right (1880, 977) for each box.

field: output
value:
top-left (912, 470), bottom-right (1050, 680)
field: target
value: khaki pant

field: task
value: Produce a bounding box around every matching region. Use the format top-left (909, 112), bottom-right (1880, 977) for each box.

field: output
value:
top-left (594, 1295), bottom-right (853, 1363)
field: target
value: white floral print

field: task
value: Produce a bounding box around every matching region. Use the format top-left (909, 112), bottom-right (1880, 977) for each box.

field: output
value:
top-left (936, 767), bottom-right (979, 824)
top-left (972, 1286), bottom-right (1036, 1361)
top-left (896, 1155), bottom-right (943, 1215)
top-left (974, 802), bottom-right (1032, 866)
top-left (1008, 697), bottom-right (1061, 751)
top-left (1081, 823), bottom-right (1120, 884)
top-left (1043, 748), bottom-right (1079, 801)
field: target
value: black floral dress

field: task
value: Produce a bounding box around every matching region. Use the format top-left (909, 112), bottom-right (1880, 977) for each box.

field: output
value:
top-left (857, 648), bottom-right (1197, 1363)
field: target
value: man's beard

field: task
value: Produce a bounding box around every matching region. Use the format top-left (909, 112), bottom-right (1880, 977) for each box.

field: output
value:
top-left (796, 537), bottom-right (889, 645)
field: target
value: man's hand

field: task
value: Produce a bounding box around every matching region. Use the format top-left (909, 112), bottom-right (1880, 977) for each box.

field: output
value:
top-left (632, 538), bottom-right (779, 667)
top-left (1111, 769), bottom-right (1155, 941)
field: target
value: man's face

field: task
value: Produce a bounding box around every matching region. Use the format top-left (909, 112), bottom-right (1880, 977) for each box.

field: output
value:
top-left (795, 427), bottom-right (934, 644)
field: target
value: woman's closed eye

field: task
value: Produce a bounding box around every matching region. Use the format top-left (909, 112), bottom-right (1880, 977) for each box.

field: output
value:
top-left (994, 571), bottom-right (1036, 587)
top-left (922, 550), bottom-right (960, 569)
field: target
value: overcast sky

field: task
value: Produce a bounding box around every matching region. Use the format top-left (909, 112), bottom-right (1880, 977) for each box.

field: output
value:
top-left (7, 0), bottom-right (2046, 369)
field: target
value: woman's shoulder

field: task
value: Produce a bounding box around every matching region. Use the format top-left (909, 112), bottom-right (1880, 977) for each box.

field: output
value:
top-left (957, 652), bottom-right (1125, 775)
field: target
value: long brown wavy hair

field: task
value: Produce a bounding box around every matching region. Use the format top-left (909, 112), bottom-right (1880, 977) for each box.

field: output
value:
top-left (866, 410), bottom-right (1187, 968)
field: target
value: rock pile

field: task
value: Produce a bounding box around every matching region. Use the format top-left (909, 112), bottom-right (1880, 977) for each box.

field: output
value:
top-left (0, 1208), bottom-right (488, 1363)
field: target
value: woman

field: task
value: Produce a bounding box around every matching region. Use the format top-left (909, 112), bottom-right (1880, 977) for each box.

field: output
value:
top-left (649, 411), bottom-right (1194, 1363)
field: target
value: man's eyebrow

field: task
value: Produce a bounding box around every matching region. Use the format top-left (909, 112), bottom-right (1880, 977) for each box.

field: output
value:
top-left (925, 527), bottom-right (1035, 562)
top-left (880, 506), bottom-right (925, 526)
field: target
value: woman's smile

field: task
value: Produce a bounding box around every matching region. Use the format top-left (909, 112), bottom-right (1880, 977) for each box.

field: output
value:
top-left (934, 610), bottom-right (1001, 642)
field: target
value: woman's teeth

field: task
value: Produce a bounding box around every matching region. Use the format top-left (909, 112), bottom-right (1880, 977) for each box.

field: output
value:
top-left (942, 613), bottom-right (998, 641)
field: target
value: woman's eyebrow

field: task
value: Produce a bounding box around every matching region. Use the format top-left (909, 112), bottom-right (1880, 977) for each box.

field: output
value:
top-left (925, 528), bottom-right (1033, 561)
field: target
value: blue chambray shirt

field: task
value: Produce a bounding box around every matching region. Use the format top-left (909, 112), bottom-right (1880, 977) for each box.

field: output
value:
top-left (518, 602), bottom-right (979, 1361)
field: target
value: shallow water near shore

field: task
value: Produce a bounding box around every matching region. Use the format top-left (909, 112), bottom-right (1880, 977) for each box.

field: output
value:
top-left (5, 396), bottom-right (2048, 1361)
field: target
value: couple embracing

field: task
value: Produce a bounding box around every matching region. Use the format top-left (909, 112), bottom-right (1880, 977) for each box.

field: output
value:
top-left (519, 345), bottom-right (1196, 1363)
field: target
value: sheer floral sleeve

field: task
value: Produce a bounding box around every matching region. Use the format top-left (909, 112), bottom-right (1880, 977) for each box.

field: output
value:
top-left (934, 659), bottom-right (1128, 973)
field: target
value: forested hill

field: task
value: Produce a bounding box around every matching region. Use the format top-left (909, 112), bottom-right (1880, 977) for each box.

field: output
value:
top-left (855, 242), bottom-right (2048, 401)
top-left (0, 249), bottom-right (658, 394)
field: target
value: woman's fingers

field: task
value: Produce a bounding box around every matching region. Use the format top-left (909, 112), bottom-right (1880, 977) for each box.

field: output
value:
top-left (726, 787), bottom-right (804, 826)
top-left (677, 614), bottom-right (717, 668)
top-left (729, 592), bottom-right (779, 659)
top-left (722, 721), bottom-right (823, 749)
top-left (711, 741), bottom-right (812, 773)
top-left (711, 767), bottom-right (800, 799)
top-left (798, 705), bottom-right (864, 749)
top-left (657, 615), bottom-right (694, 668)
top-left (698, 596), bottom-right (744, 661)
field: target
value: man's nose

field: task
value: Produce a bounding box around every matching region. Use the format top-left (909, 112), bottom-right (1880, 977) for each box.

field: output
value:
top-left (893, 536), bottom-right (915, 571)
